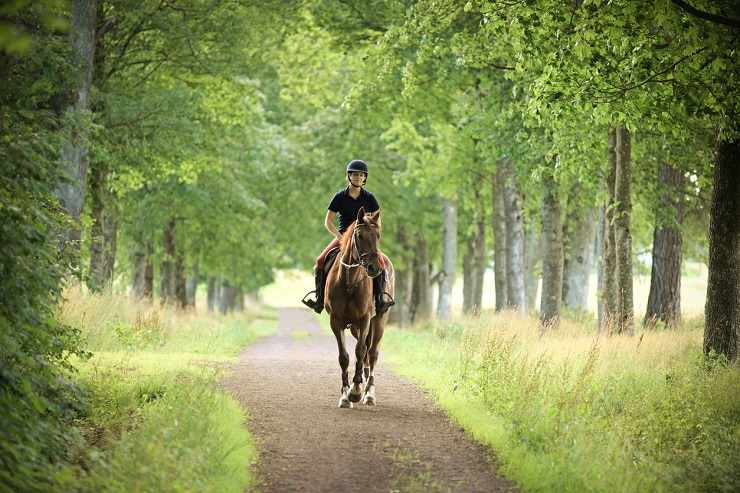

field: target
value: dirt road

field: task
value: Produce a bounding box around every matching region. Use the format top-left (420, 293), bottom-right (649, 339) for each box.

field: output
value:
top-left (223, 307), bottom-right (515, 493)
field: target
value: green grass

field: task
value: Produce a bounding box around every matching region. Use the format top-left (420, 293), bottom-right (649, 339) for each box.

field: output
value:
top-left (52, 288), bottom-right (276, 492)
top-left (383, 313), bottom-right (740, 493)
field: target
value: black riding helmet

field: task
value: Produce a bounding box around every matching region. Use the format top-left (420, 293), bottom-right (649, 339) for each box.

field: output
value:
top-left (346, 159), bottom-right (368, 184)
top-left (346, 159), bottom-right (368, 174)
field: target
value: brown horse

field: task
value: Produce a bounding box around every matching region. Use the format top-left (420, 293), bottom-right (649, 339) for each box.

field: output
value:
top-left (324, 207), bottom-right (394, 408)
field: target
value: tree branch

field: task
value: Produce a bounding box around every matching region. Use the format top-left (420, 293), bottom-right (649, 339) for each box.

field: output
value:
top-left (671, 0), bottom-right (740, 28)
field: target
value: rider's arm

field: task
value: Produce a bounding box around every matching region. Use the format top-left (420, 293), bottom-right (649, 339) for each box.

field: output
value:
top-left (325, 210), bottom-right (341, 240)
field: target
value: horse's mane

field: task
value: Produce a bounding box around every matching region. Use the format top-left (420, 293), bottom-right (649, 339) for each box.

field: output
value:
top-left (340, 221), bottom-right (356, 251)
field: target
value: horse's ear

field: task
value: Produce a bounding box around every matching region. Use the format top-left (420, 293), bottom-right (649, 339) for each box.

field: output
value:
top-left (357, 206), bottom-right (366, 223)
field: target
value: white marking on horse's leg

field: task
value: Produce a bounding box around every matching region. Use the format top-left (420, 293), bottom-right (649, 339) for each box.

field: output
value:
top-left (362, 384), bottom-right (376, 406)
top-left (338, 386), bottom-right (352, 408)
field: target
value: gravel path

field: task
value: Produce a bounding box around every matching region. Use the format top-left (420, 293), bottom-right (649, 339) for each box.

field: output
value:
top-left (223, 307), bottom-right (515, 493)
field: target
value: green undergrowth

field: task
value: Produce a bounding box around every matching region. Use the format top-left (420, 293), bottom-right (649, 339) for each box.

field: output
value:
top-left (50, 290), bottom-right (277, 492)
top-left (383, 313), bottom-right (740, 493)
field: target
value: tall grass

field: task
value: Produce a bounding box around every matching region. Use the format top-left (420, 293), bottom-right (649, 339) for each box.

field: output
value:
top-left (52, 286), bottom-right (275, 492)
top-left (384, 312), bottom-right (740, 493)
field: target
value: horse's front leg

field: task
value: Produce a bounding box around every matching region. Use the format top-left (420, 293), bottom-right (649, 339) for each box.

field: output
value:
top-left (362, 318), bottom-right (384, 406)
top-left (331, 315), bottom-right (352, 408)
top-left (349, 316), bottom-right (371, 403)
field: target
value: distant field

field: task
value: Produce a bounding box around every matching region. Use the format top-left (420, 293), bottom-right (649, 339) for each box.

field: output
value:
top-left (260, 263), bottom-right (709, 317)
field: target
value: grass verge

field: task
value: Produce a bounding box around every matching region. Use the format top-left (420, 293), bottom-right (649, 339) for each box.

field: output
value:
top-left (383, 312), bottom-right (740, 493)
top-left (51, 287), bottom-right (276, 492)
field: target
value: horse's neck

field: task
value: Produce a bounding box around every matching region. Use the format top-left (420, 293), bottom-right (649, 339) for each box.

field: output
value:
top-left (338, 235), bottom-right (364, 287)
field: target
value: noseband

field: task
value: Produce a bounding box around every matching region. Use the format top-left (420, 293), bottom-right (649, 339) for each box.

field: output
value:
top-left (340, 225), bottom-right (381, 278)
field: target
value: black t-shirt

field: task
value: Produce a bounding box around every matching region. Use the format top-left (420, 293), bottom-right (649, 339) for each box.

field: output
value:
top-left (328, 187), bottom-right (380, 233)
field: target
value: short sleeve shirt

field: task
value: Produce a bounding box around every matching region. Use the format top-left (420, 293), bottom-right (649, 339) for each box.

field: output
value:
top-left (328, 188), bottom-right (380, 233)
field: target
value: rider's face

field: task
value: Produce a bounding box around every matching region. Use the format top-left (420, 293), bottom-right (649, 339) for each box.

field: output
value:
top-left (348, 171), bottom-right (366, 187)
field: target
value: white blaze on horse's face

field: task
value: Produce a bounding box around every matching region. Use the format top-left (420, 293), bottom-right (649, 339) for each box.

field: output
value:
top-left (355, 208), bottom-right (382, 278)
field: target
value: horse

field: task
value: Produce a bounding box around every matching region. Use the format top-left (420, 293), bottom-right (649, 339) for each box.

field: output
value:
top-left (324, 207), bottom-right (394, 408)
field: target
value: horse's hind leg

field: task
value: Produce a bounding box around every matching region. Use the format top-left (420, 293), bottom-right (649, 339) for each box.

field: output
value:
top-left (332, 317), bottom-right (352, 408)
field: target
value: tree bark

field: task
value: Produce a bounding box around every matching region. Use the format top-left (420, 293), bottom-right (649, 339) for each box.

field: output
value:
top-left (596, 208), bottom-right (605, 328)
top-left (645, 163), bottom-right (685, 327)
top-left (186, 260), bottom-right (199, 309)
top-left (601, 128), bottom-right (619, 333)
top-left (174, 248), bottom-right (187, 309)
top-left (57, 0), bottom-right (98, 256)
top-left (704, 138), bottom-right (740, 362)
top-left (160, 219), bottom-right (176, 304)
top-left (463, 241), bottom-right (474, 314)
top-left (87, 163), bottom-right (117, 292)
top-left (472, 202), bottom-right (486, 315)
top-left (562, 192), bottom-right (596, 312)
top-left (132, 236), bottom-right (153, 300)
top-left (389, 226), bottom-right (413, 326)
top-left (502, 159), bottom-right (526, 313)
top-left (524, 224), bottom-right (540, 311)
top-left (492, 169), bottom-right (508, 311)
top-left (437, 198), bottom-right (457, 320)
top-left (614, 126), bottom-right (634, 334)
top-left (207, 276), bottom-right (217, 312)
top-left (540, 169), bottom-right (563, 330)
top-left (411, 235), bottom-right (432, 323)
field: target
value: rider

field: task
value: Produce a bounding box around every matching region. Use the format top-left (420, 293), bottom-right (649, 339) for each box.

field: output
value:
top-left (302, 159), bottom-right (394, 315)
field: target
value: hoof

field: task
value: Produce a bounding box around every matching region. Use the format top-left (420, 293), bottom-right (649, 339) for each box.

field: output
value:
top-left (338, 397), bottom-right (353, 409)
top-left (362, 394), bottom-right (376, 406)
top-left (348, 391), bottom-right (362, 403)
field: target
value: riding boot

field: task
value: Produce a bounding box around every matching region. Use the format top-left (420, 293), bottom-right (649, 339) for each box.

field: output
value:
top-left (301, 268), bottom-right (325, 314)
top-left (373, 271), bottom-right (395, 316)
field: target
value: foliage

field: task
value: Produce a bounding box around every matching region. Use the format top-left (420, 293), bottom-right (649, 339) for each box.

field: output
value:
top-left (384, 313), bottom-right (740, 492)
top-left (49, 287), bottom-right (275, 492)
top-left (0, 6), bottom-right (92, 491)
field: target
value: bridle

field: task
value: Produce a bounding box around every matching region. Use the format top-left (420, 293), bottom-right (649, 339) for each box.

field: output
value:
top-left (340, 224), bottom-right (381, 279)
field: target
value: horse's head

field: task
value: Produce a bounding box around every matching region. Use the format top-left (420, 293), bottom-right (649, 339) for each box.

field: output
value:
top-left (354, 207), bottom-right (382, 278)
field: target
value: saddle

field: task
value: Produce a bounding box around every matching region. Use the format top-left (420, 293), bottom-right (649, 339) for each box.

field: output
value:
top-left (322, 247), bottom-right (341, 275)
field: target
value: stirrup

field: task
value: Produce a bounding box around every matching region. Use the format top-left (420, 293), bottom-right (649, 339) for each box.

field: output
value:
top-left (301, 290), bottom-right (317, 307)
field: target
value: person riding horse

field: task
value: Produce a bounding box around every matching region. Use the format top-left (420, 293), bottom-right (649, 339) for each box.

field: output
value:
top-left (302, 160), bottom-right (394, 316)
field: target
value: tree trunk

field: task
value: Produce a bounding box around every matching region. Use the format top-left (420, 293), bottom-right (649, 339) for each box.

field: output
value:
top-left (87, 163), bottom-right (117, 292)
top-left (596, 208), bottom-right (605, 328)
top-left (704, 138), bottom-right (740, 362)
top-left (186, 260), bottom-right (199, 309)
top-left (218, 278), bottom-right (231, 314)
top-left (463, 241), bottom-right (474, 314)
top-left (502, 159), bottom-right (526, 313)
top-left (160, 219), bottom-right (176, 304)
top-left (562, 192), bottom-right (596, 312)
top-left (132, 237), bottom-right (153, 300)
top-left (492, 169), bottom-right (508, 311)
top-left (389, 226), bottom-right (413, 326)
top-left (207, 276), bottom-right (217, 312)
top-left (234, 286), bottom-right (244, 312)
top-left (614, 126), bottom-right (634, 334)
top-left (472, 203), bottom-right (486, 315)
top-left (601, 128), bottom-right (619, 333)
top-left (540, 169), bottom-right (563, 330)
top-left (645, 163), bottom-right (685, 327)
top-left (437, 198), bottom-right (457, 320)
top-left (56, 0), bottom-right (98, 256)
top-left (524, 224), bottom-right (540, 311)
top-left (174, 248), bottom-right (187, 309)
top-left (411, 235), bottom-right (432, 323)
